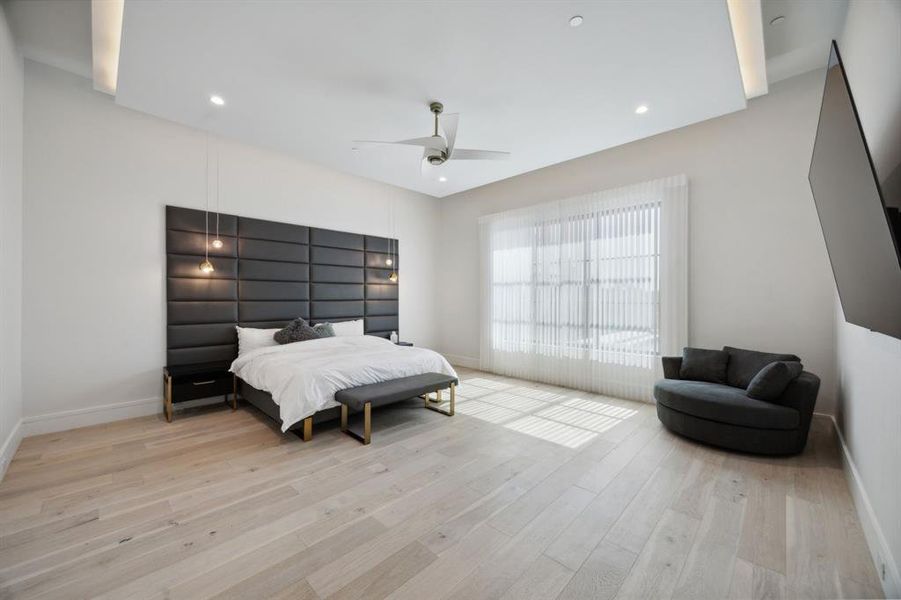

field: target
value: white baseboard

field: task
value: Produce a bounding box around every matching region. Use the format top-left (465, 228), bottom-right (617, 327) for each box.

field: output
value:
top-left (22, 396), bottom-right (162, 436)
top-left (20, 395), bottom-right (227, 437)
top-left (442, 353), bottom-right (480, 369)
top-left (0, 420), bottom-right (24, 481)
top-left (820, 412), bottom-right (900, 599)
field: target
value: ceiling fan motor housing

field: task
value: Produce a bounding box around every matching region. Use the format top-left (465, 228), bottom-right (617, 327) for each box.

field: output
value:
top-left (427, 149), bottom-right (447, 165)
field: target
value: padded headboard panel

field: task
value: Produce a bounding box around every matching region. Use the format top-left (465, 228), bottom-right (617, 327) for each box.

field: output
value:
top-left (166, 205), bottom-right (398, 366)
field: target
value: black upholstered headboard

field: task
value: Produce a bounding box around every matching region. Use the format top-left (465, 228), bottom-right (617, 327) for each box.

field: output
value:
top-left (166, 205), bottom-right (398, 366)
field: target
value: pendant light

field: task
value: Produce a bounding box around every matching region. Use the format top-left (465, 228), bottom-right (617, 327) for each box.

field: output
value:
top-left (210, 138), bottom-right (224, 249)
top-left (199, 133), bottom-right (215, 273)
top-left (388, 236), bottom-right (398, 283)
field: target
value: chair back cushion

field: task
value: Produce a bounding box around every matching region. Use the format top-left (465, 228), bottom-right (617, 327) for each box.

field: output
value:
top-left (679, 347), bottom-right (729, 384)
top-left (723, 346), bottom-right (800, 389)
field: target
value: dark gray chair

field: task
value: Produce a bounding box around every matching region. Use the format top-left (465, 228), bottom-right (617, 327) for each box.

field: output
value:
top-left (654, 349), bottom-right (820, 455)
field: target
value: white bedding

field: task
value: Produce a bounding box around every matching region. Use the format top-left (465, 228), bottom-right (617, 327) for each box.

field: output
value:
top-left (230, 335), bottom-right (457, 431)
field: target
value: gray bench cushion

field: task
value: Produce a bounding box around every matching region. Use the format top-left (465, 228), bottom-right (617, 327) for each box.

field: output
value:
top-left (654, 379), bottom-right (800, 430)
top-left (334, 373), bottom-right (458, 411)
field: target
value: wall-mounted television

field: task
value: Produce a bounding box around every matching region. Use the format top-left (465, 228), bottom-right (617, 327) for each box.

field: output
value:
top-left (808, 40), bottom-right (901, 340)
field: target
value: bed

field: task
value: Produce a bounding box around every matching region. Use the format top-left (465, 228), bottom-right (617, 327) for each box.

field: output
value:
top-left (231, 335), bottom-right (456, 434)
top-left (165, 204), bottom-right (454, 435)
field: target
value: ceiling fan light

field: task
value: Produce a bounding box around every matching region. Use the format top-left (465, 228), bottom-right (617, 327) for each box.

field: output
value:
top-left (199, 258), bottom-right (215, 273)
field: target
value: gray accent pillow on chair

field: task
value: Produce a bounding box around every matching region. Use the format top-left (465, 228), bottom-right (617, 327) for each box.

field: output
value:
top-left (746, 361), bottom-right (804, 401)
top-left (679, 347), bottom-right (729, 384)
top-left (274, 318), bottom-right (320, 344)
top-left (313, 322), bottom-right (335, 338)
top-left (724, 346), bottom-right (801, 389)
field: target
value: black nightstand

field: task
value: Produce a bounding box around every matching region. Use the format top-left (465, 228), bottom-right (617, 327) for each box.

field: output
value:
top-left (395, 341), bottom-right (413, 346)
top-left (163, 362), bottom-right (236, 422)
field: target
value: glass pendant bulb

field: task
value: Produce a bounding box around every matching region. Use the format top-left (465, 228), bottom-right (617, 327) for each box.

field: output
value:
top-left (389, 271), bottom-right (398, 283)
top-left (199, 258), bottom-right (215, 273)
top-left (210, 238), bottom-right (224, 249)
top-left (385, 257), bottom-right (393, 266)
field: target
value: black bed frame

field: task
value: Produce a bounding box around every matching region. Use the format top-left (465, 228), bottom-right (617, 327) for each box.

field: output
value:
top-left (165, 205), bottom-right (399, 431)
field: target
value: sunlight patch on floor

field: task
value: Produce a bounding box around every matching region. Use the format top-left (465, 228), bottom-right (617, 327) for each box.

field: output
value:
top-left (454, 383), bottom-right (495, 399)
top-left (561, 397), bottom-right (638, 420)
top-left (504, 415), bottom-right (598, 448)
top-left (454, 400), bottom-right (521, 424)
top-left (463, 378), bottom-right (513, 391)
top-left (535, 405), bottom-right (620, 433)
top-left (479, 392), bottom-right (548, 412)
top-left (455, 374), bottom-right (639, 449)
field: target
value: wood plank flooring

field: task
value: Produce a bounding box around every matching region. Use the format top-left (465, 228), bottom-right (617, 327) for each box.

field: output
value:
top-left (0, 367), bottom-right (883, 599)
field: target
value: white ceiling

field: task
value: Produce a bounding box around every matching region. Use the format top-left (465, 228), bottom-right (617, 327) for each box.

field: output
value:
top-left (113, 1), bottom-right (747, 198)
top-left (6, 0), bottom-right (92, 79)
top-left (8, 1), bottom-right (750, 198)
top-left (762, 0), bottom-right (848, 84)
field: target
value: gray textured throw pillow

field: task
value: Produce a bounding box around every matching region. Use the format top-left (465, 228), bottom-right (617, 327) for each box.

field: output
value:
top-left (746, 361), bottom-right (803, 402)
top-left (273, 318), bottom-right (320, 345)
top-left (313, 322), bottom-right (335, 338)
top-left (679, 347), bottom-right (729, 384)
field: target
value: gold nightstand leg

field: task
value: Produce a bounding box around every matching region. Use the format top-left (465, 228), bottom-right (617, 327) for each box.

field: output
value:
top-left (302, 417), bottom-right (313, 442)
top-left (164, 374), bottom-right (173, 423)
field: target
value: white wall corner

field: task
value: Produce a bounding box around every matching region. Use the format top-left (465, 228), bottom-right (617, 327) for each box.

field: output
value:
top-left (822, 413), bottom-right (901, 599)
top-left (0, 420), bottom-right (24, 481)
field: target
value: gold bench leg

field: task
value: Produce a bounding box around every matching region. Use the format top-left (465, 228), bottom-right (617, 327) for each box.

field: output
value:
top-left (302, 417), bottom-right (313, 442)
top-left (340, 402), bottom-right (371, 445)
top-left (424, 383), bottom-right (455, 417)
top-left (164, 374), bottom-right (173, 423)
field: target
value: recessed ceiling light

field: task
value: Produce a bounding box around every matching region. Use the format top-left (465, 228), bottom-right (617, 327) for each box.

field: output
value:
top-left (635, 105), bottom-right (649, 114)
top-left (769, 15), bottom-right (785, 26)
top-left (569, 15), bottom-right (583, 28)
top-left (438, 176), bottom-right (447, 182)
top-left (210, 95), bottom-right (225, 106)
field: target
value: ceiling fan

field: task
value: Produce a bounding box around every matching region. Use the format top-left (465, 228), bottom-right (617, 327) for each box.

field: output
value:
top-left (353, 102), bottom-right (511, 175)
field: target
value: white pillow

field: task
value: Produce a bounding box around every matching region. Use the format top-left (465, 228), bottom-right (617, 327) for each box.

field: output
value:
top-left (236, 326), bottom-right (280, 356)
top-left (331, 319), bottom-right (364, 337)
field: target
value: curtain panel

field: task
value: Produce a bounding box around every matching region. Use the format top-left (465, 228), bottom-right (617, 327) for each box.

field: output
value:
top-left (478, 175), bottom-right (688, 401)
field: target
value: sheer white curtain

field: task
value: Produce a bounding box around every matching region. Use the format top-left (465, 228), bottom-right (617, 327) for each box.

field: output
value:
top-left (479, 175), bottom-right (688, 402)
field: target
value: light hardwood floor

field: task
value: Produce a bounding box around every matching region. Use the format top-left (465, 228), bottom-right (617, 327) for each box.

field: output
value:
top-left (0, 367), bottom-right (883, 600)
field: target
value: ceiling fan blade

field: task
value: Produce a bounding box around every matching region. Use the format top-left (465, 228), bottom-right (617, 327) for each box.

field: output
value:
top-left (441, 113), bottom-right (459, 157)
top-left (449, 148), bottom-right (511, 160)
top-left (352, 136), bottom-right (445, 151)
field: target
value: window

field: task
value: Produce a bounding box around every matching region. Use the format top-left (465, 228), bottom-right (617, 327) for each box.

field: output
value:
top-left (479, 175), bottom-right (688, 401)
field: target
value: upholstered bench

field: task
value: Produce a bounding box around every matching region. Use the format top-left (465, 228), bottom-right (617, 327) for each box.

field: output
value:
top-left (334, 373), bottom-right (458, 444)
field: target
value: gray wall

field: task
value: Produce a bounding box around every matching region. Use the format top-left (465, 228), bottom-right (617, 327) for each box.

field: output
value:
top-left (21, 61), bottom-right (440, 432)
top-left (0, 4), bottom-right (23, 476)
top-left (835, 0), bottom-right (901, 594)
top-left (436, 70), bottom-right (838, 411)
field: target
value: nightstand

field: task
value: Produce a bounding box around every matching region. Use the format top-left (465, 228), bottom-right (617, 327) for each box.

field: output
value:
top-left (395, 341), bottom-right (413, 346)
top-left (163, 362), bottom-right (236, 422)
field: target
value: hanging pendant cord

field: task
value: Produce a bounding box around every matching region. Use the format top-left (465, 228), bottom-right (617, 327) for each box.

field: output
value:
top-left (215, 138), bottom-right (220, 240)
top-left (204, 133), bottom-right (210, 261)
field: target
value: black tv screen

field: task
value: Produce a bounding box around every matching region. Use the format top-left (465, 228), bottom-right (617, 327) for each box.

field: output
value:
top-left (809, 41), bottom-right (901, 340)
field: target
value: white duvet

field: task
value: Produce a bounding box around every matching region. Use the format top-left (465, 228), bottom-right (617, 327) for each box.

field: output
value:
top-left (230, 335), bottom-right (457, 432)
